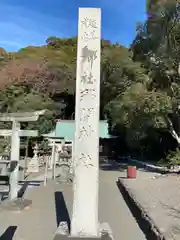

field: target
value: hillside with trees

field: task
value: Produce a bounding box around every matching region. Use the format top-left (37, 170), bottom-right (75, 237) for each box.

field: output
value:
top-left (1, 0), bottom-right (180, 165)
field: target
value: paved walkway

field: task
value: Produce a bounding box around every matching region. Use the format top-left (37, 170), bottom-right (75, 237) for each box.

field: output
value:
top-left (120, 167), bottom-right (180, 239)
top-left (0, 164), bottom-right (146, 240)
top-left (99, 165), bottom-right (146, 240)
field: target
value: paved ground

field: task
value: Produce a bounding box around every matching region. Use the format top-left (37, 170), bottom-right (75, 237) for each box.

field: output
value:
top-left (99, 166), bottom-right (146, 240)
top-left (0, 163), bottom-right (146, 240)
top-left (120, 166), bottom-right (180, 240)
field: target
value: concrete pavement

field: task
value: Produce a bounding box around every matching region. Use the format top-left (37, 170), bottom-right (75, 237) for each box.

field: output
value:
top-left (0, 164), bottom-right (147, 240)
top-left (99, 167), bottom-right (146, 240)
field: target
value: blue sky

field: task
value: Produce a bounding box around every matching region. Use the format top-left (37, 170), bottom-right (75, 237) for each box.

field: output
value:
top-left (0, 0), bottom-right (146, 52)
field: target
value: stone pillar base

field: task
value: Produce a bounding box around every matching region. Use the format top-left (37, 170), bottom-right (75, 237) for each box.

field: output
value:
top-left (0, 198), bottom-right (32, 211)
top-left (53, 222), bottom-right (114, 240)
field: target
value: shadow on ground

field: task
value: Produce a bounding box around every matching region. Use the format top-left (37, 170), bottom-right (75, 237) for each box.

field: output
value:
top-left (17, 181), bottom-right (29, 198)
top-left (99, 162), bottom-right (127, 172)
top-left (132, 161), bottom-right (168, 174)
top-left (99, 160), bottom-right (155, 174)
top-left (100, 157), bottom-right (168, 175)
top-left (54, 191), bottom-right (71, 232)
top-left (0, 226), bottom-right (17, 240)
top-left (116, 181), bottom-right (161, 240)
top-left (0, 180), bottom-right (42, 201)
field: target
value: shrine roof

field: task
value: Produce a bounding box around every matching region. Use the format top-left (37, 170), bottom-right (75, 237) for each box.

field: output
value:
top-left (43, 120), bottom-right (112, 140)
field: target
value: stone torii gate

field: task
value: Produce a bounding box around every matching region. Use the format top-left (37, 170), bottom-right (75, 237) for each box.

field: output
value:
top-left (48, 138), bottom-right (64, 179)
top-left (0, 110), bottom-right (45, 201)
top-left (47, 138), bottom-right (64, 169)
top-left (48, 139), bottom-right (73, 182)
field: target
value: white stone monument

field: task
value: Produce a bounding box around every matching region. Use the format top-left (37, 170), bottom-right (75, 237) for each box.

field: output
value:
top-left (54, 8), bottom-right (113, 240)
top-left (71, 8), bottom-right (101, 237)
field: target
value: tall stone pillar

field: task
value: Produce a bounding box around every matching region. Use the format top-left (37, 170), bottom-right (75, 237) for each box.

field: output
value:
top-left (53, 8), bottom-right (113, 240)
top-left (71, 8), bottom-right (101, 237)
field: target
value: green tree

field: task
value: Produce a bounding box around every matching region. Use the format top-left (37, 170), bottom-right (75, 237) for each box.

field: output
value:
top-left (105, 1), bottom-right (180, 157)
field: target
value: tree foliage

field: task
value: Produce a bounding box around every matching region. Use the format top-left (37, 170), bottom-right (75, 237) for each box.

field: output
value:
top-left (106, 1), bottom-right (180, 160)
top-left (2, 5), bottom-right (180, 162)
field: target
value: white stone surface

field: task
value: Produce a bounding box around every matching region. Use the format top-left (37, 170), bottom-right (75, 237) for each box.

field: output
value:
top-left (9, 121), bottom-right (20, 200)
top-left (71, 8), bottom-right (101, 237)
top-left (48, 139), bottom-right (63, 169)
top-left (0, 129), bottom-right (38, 137)
top-left (9, 122), bottom-right (38, 198)
top-left (49, 141), bottom-right (55, 170)
top-left (27, 145), bottom-right (39, 173)
top-left (0, 110), bottom-right (45, 122)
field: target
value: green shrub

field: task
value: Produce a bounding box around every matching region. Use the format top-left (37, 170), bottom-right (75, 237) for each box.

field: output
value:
top-left (159, 148), bottom-right (180, 168)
